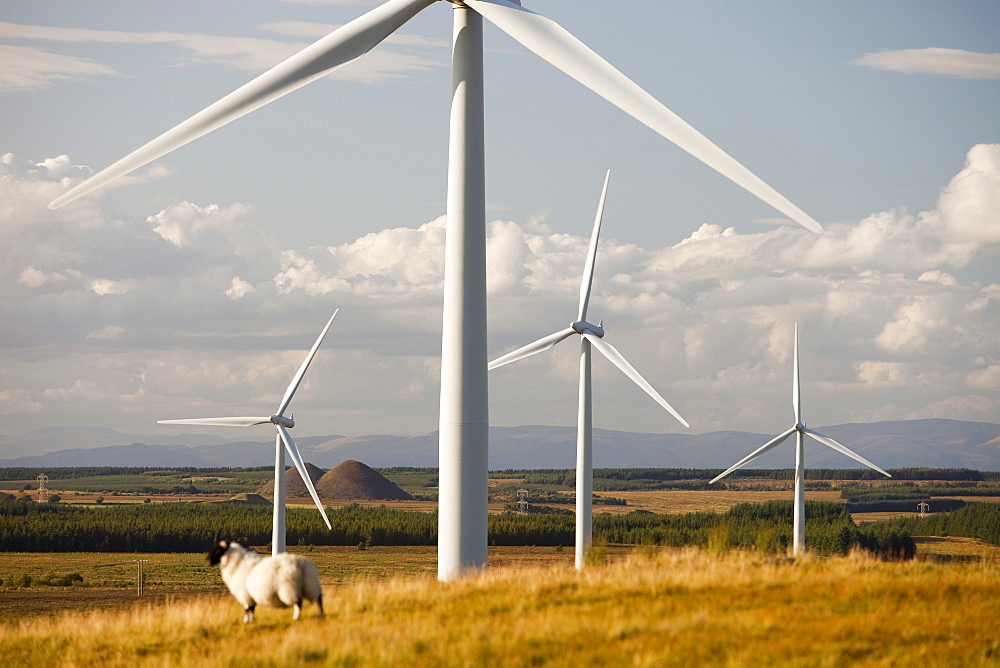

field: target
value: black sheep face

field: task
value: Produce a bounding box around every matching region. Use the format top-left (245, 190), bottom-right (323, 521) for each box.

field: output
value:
top-left (207, 540), bottom-right (230, 565)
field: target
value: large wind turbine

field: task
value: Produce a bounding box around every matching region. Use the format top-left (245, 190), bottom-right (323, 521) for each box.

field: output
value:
top-left (489, 170), bottom-right (688, 569)
top-left (158, 310), bottom-right (339, 556)
top-left (710, 323), bottom-right (890, 556)
top-left (48, 0), bottom-right (824, 580)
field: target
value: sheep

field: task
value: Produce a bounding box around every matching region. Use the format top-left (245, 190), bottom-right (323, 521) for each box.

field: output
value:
top-left (207, 540), bottom-right (324, 623)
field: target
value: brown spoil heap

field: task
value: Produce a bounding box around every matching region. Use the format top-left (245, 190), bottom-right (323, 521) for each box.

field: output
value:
top-left (314, 460), bottom-right (413, 500)
top-left (227, 493), bottom-right (272, 506)
top-left (257, 462), bottom-right (327, 498)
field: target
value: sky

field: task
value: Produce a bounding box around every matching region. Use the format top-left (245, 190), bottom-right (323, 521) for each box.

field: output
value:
top-left (0, 0), bottom-right (998, 444)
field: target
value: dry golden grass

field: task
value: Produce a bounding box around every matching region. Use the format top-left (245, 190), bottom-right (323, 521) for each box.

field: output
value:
top-left (914, 536), bottom-right (1000, 562)
top-left (2, 548), bottom-right (998, 666)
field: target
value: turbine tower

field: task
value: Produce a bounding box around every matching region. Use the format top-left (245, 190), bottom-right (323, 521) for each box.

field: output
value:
top-left (489, 170), bottom-right (688, 569)
top-left (159, 310), bottom-right (339, 556)
top-left (710, 323), bottom-right (890, 556)
top-left (48, 0), bottom-right (823, 580)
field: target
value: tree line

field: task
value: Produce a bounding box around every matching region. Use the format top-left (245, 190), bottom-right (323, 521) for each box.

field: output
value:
top-left (5, 492), bottom-right (974, 559)
top-left (0, 466), bottom-right (271, 481)
top-left (894, 503), bottom-right (1000, 546)
top-left (491, 467), bottom-right (1000, 491)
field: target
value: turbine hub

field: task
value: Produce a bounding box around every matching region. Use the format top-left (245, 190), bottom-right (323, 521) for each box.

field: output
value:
top-left (270, 415), bottom-right (295, 429)
top-left (570, 320), bottom-right (605, 338)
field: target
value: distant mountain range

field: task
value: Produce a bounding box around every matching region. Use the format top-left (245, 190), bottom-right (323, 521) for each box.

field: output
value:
top-left (1, 419), bottom-right (998, 471)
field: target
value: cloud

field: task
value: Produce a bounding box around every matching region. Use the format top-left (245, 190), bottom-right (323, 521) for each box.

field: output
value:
top-left (0, 19), bottom-right (446, 87)
top-left (87, 325), bottom-right (125, 341)
top-left (259, 21), bottom-right (448, 48)
top-left (0, 389), bottom-right (42, 415)
top-left (967, 365), bottom-right (1000, 390)
top-left (1, 145), bottom-right (998, 436)
top-left (226, 277), bottom-right (254, 300)
top-left (936, 144), bottom-right (1000, 244)
top-left (855, 361), bottom-right (912, 388)
top-left (274, 217), bottom-right (446, 298)
top-left (909, 395), bottom-right (1000, 422)
top-left (277, 0), bottom-right (383, 6)
top-left (0, 44), bottom-right (118, 91)
top-left (853, 48), bottom-right (1000, 79)
top-left (875, 296), bottom-right (952, 354)
top-left (88, 278), bottom-right (134, 296)
top-left (17, 265), bottom-right (82, 288)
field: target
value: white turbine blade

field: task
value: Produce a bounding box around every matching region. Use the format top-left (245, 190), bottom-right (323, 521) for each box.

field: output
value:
top-left (277, 309), bottom-right (339, 418)
top-left (583, 332), bottom-right (689, 428)
top-left (466, 0), bottom-right (823, 234)
top-left (577, 169), bottom-right (611, 323)
top-left (276, 424), bottom-right (333, 530)
top-left (803, 427), bottom-right (891, 478)
top-left (488, 327), bottom-right (576, 370)
top-left (710, 426), bottom-right (797, 483)
top-left (48, 0), bottom-right (435, 209)
top-left (157, 417), bottom-right (272, 427)
top-left (792, 322), bottom-right (801, 425)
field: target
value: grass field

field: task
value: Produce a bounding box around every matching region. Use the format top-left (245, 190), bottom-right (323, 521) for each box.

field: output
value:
top-left (0, 545), bottom-right (628, 623)
top-left (1, 546), bottom-right (998, 666)
top-left (2, 537), bottom-right (997, 620)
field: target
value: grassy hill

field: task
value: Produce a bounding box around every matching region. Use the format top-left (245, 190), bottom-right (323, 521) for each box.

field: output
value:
top-left (2, 549), bottom-right (997, 666)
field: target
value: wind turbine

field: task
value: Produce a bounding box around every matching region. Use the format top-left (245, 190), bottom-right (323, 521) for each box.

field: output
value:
top-left (158, 310), bottom-right (339, 556)
top-left (48, 0), bottom-right (824, 580)
top-left (710, 323), bottom-right (890, 556)
top-left (489, 170), bottom-right (688, 569)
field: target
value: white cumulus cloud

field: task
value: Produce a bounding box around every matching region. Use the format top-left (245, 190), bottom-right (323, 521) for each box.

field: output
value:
top-left (0, 145), bottom-right (998, 436)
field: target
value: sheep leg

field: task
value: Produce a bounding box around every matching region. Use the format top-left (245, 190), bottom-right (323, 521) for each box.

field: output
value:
top-left (243, 603), bottom-right (256, 624)
top-left (316, 595), bottom-right (325, 619)
top-left (293, 601), bottom-right (302, 621)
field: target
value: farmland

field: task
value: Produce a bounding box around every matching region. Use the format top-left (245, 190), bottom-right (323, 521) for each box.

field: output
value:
top-left (4, 465), bottom-right (999, 518)
top-left (3, 467), bottom-right (999, 558)
top-left (0, 545), bottom-right (627, 622)
top-left (2, 465), bottom-right (999, 663)
top-left (1, 546), bottom-right (999, 665)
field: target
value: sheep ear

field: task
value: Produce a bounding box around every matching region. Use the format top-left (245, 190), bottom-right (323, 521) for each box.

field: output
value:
top-left (219, 540), bottom-right (229, 548)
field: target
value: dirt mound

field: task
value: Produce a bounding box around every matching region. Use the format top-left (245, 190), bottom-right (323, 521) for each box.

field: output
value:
top-left (315, 460), bottom-right (412, 500)
top-left (227, 493), bottom-right (272, 506)
top-left (257, 462), bottom-right (327, 498)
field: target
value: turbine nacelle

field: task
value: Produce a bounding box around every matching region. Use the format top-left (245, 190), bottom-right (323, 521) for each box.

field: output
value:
top-left (270, 415), bottom-right (295, 429)
top-left (571, 320), bottom-right (604, 338)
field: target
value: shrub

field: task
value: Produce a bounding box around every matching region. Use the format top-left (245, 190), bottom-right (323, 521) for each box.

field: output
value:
top-left (7, 574), bottom-right (32, 588)
top-left (36, 571), bottom-right (84, 587)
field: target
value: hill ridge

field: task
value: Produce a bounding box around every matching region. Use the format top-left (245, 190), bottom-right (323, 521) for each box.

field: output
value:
top-left (1, 419), bottom-right (998, 471)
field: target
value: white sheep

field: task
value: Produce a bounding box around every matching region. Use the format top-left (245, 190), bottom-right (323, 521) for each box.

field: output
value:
top-left (207, 540), bottom-right (324, 623)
